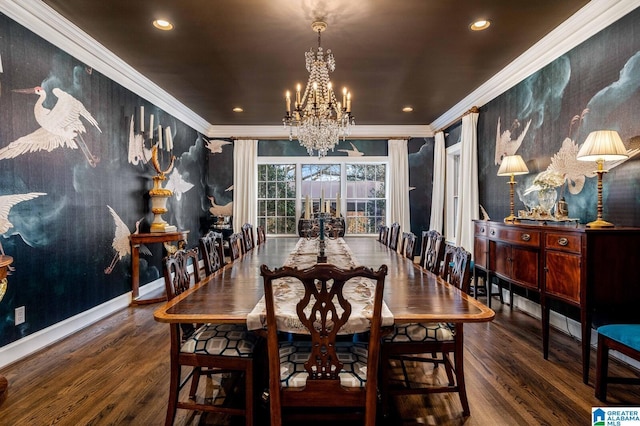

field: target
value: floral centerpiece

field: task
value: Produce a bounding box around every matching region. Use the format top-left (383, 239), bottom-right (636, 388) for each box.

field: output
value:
top-left (523, 170), bottom-right (565, 216)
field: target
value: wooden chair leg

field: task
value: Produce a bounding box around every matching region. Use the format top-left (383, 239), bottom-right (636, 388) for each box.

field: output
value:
top-left (189, 367), bottom-right (201, 399)
top-left (381, 348), bottom-right (392, 417)
top-left (595, 333), bottom-right (609, 401)
top-left (455, 328), bottom-right (470, 416)
top-left (245, 362), bottom-right (254, 426)
top-left (442, 352), bottom-right (456, 386)
top-left (166, 357), bottom-right (180, 426)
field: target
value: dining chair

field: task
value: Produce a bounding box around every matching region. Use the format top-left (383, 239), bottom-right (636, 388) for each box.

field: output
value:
top-left (400, 232), bottom-right (416, 261)
top-left (229, 233), bottom-right (242, 260)
top-left (381, 245), bottom-right (473, 418)
top-left (420, 230), bottom-right (445, 274)
top-left (260, 263), bottom-right (388, 426)
top-left (438, 242), bottom-right (457, 281)
top-left (595, 324), bottom-right (640, 401)
top-left (388, 222), bottom-right (401, 251)
top-left (241, 223), bottom-right (255, 252)
top-left (256, 225), bottom-right (266, 245)
top-left (378, 225), bottom-right (390, 245)
top-left (199, 231), bottom-right (226, 275)
top-left (162, 248), bottom-right (256, 425)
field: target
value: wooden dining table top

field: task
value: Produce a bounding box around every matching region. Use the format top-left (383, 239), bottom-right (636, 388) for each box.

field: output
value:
top-left (153, 237), bottom-right (495, 325)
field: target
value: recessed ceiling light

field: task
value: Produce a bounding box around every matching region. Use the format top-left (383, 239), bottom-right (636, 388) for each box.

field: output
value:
top-left (402, 106), bottom-right (413, 112)
top-left (153, 19), bottom-right (174, 31)
top-left (470, 19), bottom-right (491, 31)
top-left (233, 107), bottom-right (244, 113)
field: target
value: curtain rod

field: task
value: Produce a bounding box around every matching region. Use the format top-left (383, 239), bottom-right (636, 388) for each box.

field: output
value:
top-left (435, 106), bottom-right (480, 134)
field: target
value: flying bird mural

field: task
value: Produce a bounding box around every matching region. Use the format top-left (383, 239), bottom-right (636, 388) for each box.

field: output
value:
top-left (0, 86), bottom-right (101, 167)
top-left (104, 205), bottom-right (150, 274)
top-left (0, 192), bottom-right (46, 256)
top-left (205, 139), bottom-right (231, 154)
top-left (338, 142), bottom-right (364, 156)
top-left (495, 117), bottom-right (532, 165)
top-left (208, 196), bottom-right (233, 216)
top-left (165, 168), bottom-right (194, 201)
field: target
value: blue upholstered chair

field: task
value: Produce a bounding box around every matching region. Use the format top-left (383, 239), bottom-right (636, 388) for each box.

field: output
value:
top-left (595, 324), bottom-right (640, 401)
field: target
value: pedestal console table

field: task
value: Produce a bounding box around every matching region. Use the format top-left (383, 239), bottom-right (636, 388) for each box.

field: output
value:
top-left (473, 220), bottom-right (640, 384)
top-left (0, 255), bottom-right (13, 406)
top-left (129, 231), bottom-right (189, 305)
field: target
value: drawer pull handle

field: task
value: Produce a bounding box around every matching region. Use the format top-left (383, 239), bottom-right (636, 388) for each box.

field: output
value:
top-left (558, 237), bottom-right (569, 246)
top-left (490, 230), bottom-right (496, 236)
top-left (521, 233), bottom-right (531, 242)
top-left (480, 227), bottom-right (485, 233)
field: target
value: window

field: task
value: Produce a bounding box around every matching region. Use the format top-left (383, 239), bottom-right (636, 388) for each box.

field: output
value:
top-left (301, 164), bottom-right (340, 214)
top-left (257, 156), bottom-right (388, 235)
top-left (345, 164), bottom-right (386, 234)
top-left (445, 143), bottom-right (461, 242)
top-left (257, 164), bottom-right (296, 234)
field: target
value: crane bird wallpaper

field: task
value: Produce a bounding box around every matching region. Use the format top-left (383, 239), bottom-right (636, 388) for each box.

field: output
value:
top-left (1, 6), bottom-right (640, 357)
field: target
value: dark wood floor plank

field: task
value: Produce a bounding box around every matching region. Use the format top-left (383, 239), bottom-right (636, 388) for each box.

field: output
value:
top-left (1, 298), bottom-right (639, 425)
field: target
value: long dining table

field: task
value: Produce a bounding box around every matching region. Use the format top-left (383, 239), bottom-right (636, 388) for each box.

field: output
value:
top-left (153, 237), bottom-right (495, 327)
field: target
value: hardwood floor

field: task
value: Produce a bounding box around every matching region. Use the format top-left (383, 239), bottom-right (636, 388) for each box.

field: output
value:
top-left (1, 298), bottom-right (639, 425)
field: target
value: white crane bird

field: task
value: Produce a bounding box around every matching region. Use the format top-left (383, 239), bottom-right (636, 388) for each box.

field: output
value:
top-left (0, 86), bottom-right (101, 167)
top-left (0, 192), bottom-right (46, 256)
top-left (104, 205), bottom-right (150, 274)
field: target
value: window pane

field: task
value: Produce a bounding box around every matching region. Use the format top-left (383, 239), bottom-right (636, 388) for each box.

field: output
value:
top-left (256, 164), bottom-right (297, 235)
top-left (345, 163), bottom-right (386, 234)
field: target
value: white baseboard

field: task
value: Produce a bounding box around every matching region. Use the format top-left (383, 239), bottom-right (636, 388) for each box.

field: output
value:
top-left (495, 284), bottom-right (640, 371)
top-left (0, 278), bottom-right (164, 369)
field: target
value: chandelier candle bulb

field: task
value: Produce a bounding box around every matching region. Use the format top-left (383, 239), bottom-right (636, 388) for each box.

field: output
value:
top-left (165, 127), bottom-right (172, 151)
top-left (296, 84), bottom-right (301, 106)
top-left (148, 114), bottom-right (154, 139)
top-left (139, 106), bottom-right (144, 133)
top-left (285, 91), bottom-right (291, 113)
top-left (347, 92), bottom-right (351, 112)
top-left (158, 125), bottom-right (163, 149)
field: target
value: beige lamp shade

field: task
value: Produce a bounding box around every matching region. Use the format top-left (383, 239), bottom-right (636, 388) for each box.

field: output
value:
top-left (577, 130), bottom-right (628, 162)
top-left (497, 155), bottom-right (529, 176)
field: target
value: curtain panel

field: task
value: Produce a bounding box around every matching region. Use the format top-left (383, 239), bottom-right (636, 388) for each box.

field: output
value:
top-left (455, 112), bottom-right (479, 253)
top-left (388, 139), bottom-right (411, 245)
top-left (232, 139), bottom-right (258, 233)
top-left (429, 131), bottom-right (446, 234)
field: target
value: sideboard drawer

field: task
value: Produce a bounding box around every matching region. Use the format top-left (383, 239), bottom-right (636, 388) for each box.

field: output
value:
top-left (491, 227), bottom-right (541, 247)
top-left (545, 232), bottom-right (582, 254)
top-left (475, 222), bottom-right (488, 236)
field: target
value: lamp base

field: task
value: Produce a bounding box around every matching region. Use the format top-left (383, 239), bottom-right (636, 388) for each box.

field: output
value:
top-left (586, 218), bottom-right (615, 228)
top-left (503, 214), bottom-right (520, 224)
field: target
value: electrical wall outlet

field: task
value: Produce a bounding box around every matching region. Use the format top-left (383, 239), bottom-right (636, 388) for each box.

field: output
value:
top-left (15, 306), bottom-right (25, 325)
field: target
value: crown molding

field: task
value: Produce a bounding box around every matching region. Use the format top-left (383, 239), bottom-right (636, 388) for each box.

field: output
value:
top-left (430, 0), bottom-right (640, 130)
top-left (205, 125), bottom-right (433, 139)
top-left (0, 0), bottom-right (212, 134)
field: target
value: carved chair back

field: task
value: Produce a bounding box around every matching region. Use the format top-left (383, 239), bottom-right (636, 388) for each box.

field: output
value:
top-left (199, 231), bottom-right (225, 275)
top-left (388, 222), bottom-right (401, 251)
top-left (241, 223), bottom-right (254, 252)
top-left (229, 233), bottom-right (242, 260)
top-left (260, 263), bottom-right (388, 425)
top-left (420, 230), bottom-right (445, 273)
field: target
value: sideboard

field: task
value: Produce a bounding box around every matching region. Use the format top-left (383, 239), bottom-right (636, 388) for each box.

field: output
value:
top-left (473, 220), bottom-right (640, 384)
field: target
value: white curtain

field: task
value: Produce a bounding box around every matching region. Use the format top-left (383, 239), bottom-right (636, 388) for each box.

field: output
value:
top-left (455, 111), bottom-right (479, 252)
top-left (232, 139), bottom-right (257, 233)
top-left (429, 131), bottom-right (446, 233)
top-left (388, 139), bottom-right (411, 241)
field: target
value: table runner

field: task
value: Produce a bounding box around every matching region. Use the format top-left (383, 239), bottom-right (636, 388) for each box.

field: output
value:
top-left (246, 238), bottom-right (394, 333)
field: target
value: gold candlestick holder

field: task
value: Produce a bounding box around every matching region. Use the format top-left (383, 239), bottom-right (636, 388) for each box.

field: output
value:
top-left (149, 145), bottom-right (176, 233)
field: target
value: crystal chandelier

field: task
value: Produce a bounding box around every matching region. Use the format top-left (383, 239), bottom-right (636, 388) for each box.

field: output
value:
top-left (283, 21), bottom-right (354, 157)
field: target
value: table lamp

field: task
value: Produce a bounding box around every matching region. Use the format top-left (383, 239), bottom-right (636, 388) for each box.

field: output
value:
top-left (497, 155), bottom-right (529, 223)
top-left (577, 130), bottom-right (628, 228)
